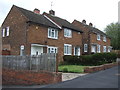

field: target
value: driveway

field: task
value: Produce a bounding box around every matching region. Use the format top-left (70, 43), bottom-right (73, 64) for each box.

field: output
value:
top-left (41, 66), bottom-right (119, 88)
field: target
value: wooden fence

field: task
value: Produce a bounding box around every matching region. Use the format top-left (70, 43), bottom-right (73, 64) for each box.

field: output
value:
top-left (2, 53), bottom-right (56, 72)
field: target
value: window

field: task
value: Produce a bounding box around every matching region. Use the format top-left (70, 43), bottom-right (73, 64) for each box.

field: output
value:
top-left (74, 47), bottom-right (80, 56)
top-left (6, 27), bottom-right (10, 36)
top-left (2, 29), bottom-right (5, 37)
top-left (2, 26), bottom-right (10, 37)
top-left (97, 44), bottom-right (101, 53)
top-left (64, 44), bottom-right (72, 55)
top-left (64, 28), bottom-right (72, 38)
top-left (84, 44), bottom-right (88, 52)
top-left (97, 34), bottom-right (100, 40)
top-left (103, 36), bottom-right (106, 42)
top-left (48, 28), bottom-right (58, 39)
top-left (103, 46), bottom-right (106, 52)
top-left (48, 46), bottom-right (57, 53)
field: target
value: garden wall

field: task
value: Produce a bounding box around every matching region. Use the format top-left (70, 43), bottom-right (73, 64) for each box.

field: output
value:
top-left (2, 68), bottom-right (62, 85)
top-left (84, 62), bottom-right (119, 73)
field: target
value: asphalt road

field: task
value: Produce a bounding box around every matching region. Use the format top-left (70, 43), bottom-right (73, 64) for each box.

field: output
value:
top-left (41, 66), bottom-right (119, 88)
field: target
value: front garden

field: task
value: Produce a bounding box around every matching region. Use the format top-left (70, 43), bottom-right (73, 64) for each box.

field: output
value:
top-left (58, 52), bottom-right (118, 73)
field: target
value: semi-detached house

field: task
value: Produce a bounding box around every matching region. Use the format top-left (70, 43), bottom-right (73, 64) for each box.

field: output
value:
top-left (2, 5), bottom-right (83, 62)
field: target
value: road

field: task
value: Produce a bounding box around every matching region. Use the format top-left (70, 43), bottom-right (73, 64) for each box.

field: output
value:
top-left (41, 66), bottom-right (119, 88)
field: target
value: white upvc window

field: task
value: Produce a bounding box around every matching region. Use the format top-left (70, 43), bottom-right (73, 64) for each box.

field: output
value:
top-left (84, 44), bottom-right (88, 52)
top-left (97, 34), bottom-right (101, 40)
top-left (6, 26), bottom-right (10, 36)
top-left (97, 44), bottom-right (101, 53)
top-left (48, 46), bottom-right (58, 53)
top-left (103, 46), bottom-right (107, 52)
top-left (64, 44), bottom-right (72, 55)
top-left (103, 36), bottom-right (106, 42)
top-left (2, 28), bottom-right (5, 37)
top-left (48, 28), bottom-right (58, 39)
top-left (64, 28), bottom-right (72, 38)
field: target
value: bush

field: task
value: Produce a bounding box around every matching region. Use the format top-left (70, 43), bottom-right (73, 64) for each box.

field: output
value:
top-left (63, 53), bottom-right (117, 65)
top-left (62, 68), bottom-right (68, 72)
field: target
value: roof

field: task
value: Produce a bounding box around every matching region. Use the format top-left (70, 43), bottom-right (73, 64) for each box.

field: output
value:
top-left (43, 12), bottom-right (83, 33)
top-left (73, 20), bottom-right (110, 37)
top-left (14, 5), bottom-right (59, 29)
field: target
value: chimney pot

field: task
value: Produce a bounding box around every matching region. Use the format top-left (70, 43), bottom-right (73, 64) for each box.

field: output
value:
top-left (33, 8), bottom-right (40, 14)
top-left (89, 23), bottom-right (93, 27)
top-left (82, 20), bottom-right (86, 24)
top-left (49, 10), bottom-right (55, 15)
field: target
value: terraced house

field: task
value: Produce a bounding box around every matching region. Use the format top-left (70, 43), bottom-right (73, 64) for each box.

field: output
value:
top-left (1, 5), bottom-right (83, 62)
top-left (72, 20), bottom-right (112, 55)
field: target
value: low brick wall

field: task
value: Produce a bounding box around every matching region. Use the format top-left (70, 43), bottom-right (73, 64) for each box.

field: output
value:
top-left (2, 68), bottom-right (62, 85)
top-left (84, 62), bottom-right (119, 73)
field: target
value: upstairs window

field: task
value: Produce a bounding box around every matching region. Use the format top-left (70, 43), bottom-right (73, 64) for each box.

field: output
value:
top-left (84, 44), bottom-right (88, 52)
top-left (103, 36), bottom-right (106, 42)
top-left (2, 26), bottom-right (10, 37)
top-left (97, 34), bottom-right (100, 40)
top-left (64, 28), bottom-right (72, 38)
top-left (64, 44), bottom-right (72, 55)
top-left (48, 46), bottom-right (58, 53)
top-left (48, 28), bottom-right (58, 39)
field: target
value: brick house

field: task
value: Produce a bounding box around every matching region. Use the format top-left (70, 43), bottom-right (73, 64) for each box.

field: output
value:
top-left (72, 20), bottom-right (112, 55)
top-left (1, 5), bottom-right (83, 62)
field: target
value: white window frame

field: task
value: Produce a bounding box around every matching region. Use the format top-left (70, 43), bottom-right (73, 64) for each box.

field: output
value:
top-left (2, 28), bottom-right (5, 37)
top-left (103, 46), bottom-right (107, 52)
top-left (84, 44), bottom-right (88, 52)
top-left (97, 44), bottom-right (101, 53)
top-left (48, 28), bottom-right (58, 39)
top-left (6, 27), bottom-right (10, 36)
top-left (103, 36), bottom-right (106, 42)
top-left (64, 28), bottom-right (72, 38)
top-left (97, 34), bottom-right (101, 40)
top-left (47, 46), bottom-right (58, 53)
top-left (64, 44), bottom-right (72, 55)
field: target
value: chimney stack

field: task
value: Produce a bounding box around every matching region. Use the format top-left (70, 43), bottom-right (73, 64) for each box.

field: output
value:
top-left (82, 20), bottom-right (86, 24)
top-left (89, 23), bottom-right (93, 27)
top-left (33, 8), bottom-right (40, 14)
top-left (49, 10), bottom-right (55, 15)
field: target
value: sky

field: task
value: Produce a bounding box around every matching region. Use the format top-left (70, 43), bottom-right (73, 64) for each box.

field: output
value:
top-left (0, 0), bottom-right (119, 31)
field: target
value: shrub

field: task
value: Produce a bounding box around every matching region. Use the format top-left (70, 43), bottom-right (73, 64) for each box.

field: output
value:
top-left (63, 53), bottom-right (117, 65)
top-left (62, 68), bottom-right (68, 72)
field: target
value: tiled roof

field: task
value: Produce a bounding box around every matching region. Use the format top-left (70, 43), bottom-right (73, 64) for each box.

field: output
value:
top-left (43, 12), bottom-right (83, 33)
top-left (14, 5), bottom-right (59, 29)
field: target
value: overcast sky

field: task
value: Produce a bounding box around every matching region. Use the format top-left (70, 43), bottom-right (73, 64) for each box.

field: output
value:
top-left (0, 0), bottom-right (119, 31)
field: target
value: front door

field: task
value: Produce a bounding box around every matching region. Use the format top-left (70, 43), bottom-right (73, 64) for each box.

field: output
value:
top-left (31, 46), bottom-right (43, 55)
top-left (74, 47), bottom-right (80, 56)
top-left (91, 45), bottom-right (96, 53)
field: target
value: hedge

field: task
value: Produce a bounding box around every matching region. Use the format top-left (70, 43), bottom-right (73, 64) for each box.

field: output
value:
top-left (63, 53), bottom-right (117, 65)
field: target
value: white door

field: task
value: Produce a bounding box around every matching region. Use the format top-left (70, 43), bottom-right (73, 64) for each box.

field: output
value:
top-left (91, 46), bottom-right (96, 53)
top-left (74, 47), bottom-right (80, 56)
top-left (31, 46), bottom-right (43, 55)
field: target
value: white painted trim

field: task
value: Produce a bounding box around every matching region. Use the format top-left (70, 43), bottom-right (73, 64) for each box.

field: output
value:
top-left (44, 15), bottom-right (62, 29)
top-left (31, 44), bottom-right (47, 47)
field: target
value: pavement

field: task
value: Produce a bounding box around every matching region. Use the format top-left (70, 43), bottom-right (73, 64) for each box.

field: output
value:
top-left (2, 66), bottom-right (120, 89)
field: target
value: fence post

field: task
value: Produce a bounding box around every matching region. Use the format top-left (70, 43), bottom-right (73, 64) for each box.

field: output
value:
top-left (56, 53), bottom-right (58, 73)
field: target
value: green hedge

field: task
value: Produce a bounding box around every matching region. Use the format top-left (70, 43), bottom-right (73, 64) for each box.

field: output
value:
top-left (63, 53), bottom-right (117, 65)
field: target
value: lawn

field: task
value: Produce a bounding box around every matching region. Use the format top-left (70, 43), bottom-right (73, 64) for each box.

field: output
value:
top-left (58, 65), bottom-right (90, 73)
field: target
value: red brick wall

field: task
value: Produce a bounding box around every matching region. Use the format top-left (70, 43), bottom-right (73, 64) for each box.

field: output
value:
top-left (26, 24), bottom-right (83, 62)
top-left (2, 68), bottom-right (62, 85)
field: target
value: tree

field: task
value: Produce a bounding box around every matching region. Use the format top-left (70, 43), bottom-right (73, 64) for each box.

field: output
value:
top-left (104, 22), bottom-right (120, 50)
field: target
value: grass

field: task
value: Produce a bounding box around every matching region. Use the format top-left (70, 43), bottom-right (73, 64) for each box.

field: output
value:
top-left (58, 65), bottom-right (90, 73)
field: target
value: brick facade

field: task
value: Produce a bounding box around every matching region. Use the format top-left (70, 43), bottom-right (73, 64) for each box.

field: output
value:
top-left (72, 20), bottom-right (111, 54)
top-left (2, 5), bottom-right (83, 62)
